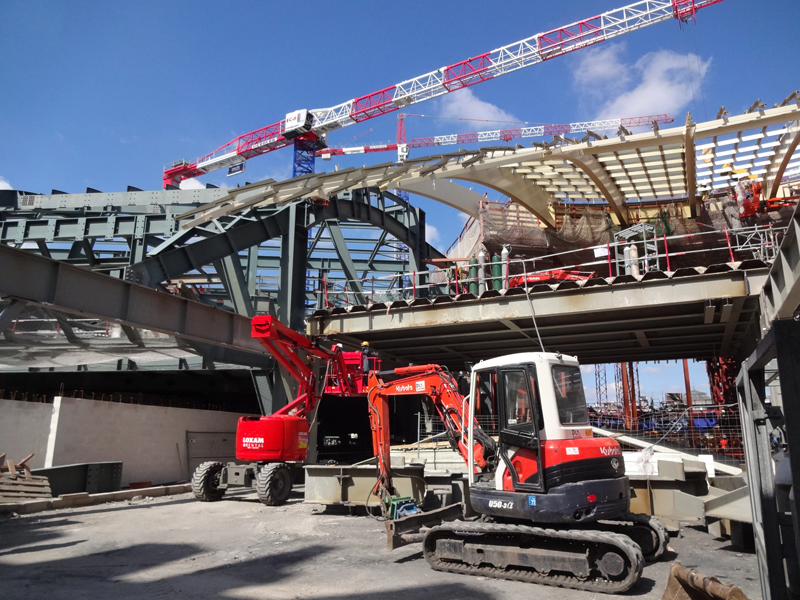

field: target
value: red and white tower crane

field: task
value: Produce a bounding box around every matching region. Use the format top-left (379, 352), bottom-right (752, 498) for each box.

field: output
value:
top-left (317, 113), bottom-right (676, 162)
top-left (163, 0), bottom-right (723, 188)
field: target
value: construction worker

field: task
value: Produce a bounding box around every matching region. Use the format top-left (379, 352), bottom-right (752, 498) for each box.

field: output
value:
top-left (361, 341), bottom-right (372, 384)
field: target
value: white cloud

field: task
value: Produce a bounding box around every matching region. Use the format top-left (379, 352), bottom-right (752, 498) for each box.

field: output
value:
top-left (640, 366), bottom-right (662, 375)
top-left (572, 43), bottom-right (711, 122)
top-left (0, 176), bottom-right (12, 190)
top-left (434, 88), bottom-right (518, 132)
top-left (178, 177), bottom-right (206, 190)
top-left (426, 223), bottom-right (440, 245)
top-left (572, 43), bottom-right (632, 95)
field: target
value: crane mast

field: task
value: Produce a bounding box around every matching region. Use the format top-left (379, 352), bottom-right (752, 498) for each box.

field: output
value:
top-left (163, 0), bottom-right (723, 187)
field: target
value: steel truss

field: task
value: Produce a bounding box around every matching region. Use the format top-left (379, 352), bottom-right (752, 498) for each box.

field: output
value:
top-left (0, 187), bottom-right (441, 366)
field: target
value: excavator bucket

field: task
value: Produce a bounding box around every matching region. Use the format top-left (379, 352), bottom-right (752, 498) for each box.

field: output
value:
top-left (385, 503), bottom-right (464, 550)
top-left (662, 562), bottom-right (748, 600)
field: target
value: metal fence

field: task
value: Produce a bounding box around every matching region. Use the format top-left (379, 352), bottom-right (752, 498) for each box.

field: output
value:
top-left (414, 404), bottom-right (745, 465)
top-left (590, 403), bottom-right (745, 463)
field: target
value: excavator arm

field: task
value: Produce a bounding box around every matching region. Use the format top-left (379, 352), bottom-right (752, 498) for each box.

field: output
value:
top-left (367, 364), bottom-right (496, 509)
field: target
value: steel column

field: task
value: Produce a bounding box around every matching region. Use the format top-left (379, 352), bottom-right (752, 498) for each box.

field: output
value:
top-left (213, 254), bottom-right (254, 317)
top-left (278, 202), bottom-right (308, 332)
top-left (773, 321), bottom-right (800, 569)
top-left (738, 327), bottom-right (790, 600)
top-left (683, 358), bottom-right (696, 447)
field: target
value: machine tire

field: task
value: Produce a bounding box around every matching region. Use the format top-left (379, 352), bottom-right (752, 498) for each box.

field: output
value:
top-left (191, 461), bottom-right (226, 502)
top-left (256, 463), bottom-right (292, 506)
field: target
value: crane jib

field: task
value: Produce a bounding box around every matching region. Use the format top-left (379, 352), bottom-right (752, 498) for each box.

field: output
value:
top-left (163, 0), bottom-right (725, 187)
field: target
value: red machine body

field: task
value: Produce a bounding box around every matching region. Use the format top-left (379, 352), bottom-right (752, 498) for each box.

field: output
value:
top-left (501, 438), bottom-right (622, 491)
top-left (235, 315), bottom-right (378, 462)
top-left (236, 415), bottom-right (309, 462)
top-left (509, 270), bottom-right (595, 287)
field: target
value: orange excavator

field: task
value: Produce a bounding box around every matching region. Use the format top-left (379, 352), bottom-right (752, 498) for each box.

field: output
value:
top-left (367, 354), bottom-right (668, 593)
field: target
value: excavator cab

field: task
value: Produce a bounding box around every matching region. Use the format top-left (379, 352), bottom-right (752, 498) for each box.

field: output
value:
top-left (467, 353), bottom-right (630, 524)
top-left (472, 365), bottom-right (544, 492)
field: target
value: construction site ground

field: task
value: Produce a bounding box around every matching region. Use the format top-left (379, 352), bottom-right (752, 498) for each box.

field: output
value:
top-left (0, 486), bottom-right (761, 600)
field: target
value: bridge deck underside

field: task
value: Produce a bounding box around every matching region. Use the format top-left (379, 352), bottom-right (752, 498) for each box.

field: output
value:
top-left (310, 268), bottom-right (767, 368)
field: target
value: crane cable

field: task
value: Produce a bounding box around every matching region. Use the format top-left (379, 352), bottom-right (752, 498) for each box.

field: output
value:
top-left (521, 260), bottom-right (546, 353)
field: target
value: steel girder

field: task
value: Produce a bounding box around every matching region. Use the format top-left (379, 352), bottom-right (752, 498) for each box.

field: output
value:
top-left (0, 244), bottom-right (271, 365)
top-left (1, 213), bottom-right (179, 244)
top-left (309, 268), bottom-right (768, 368)
top-left (760, 200), bottom-right (800, 326)
top-left (2, 187), bottom-right (440, 317)
top-left (2, 187), bottom-right (228, 214)
top-left (0, 188), bottom-right (441, 370)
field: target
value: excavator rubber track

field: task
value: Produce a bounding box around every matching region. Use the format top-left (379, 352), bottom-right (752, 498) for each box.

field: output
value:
top-left (594, 513), bottom-right (670, 562)
top-left (422, 521), bottom-right (644, 594)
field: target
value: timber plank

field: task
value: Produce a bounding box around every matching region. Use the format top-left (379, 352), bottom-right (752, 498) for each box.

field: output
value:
top-left (0, 475), bottom-right (50, 484)
top-left (0, 473), bottom-right (53, 501)
top-left (0, 484), bottom-right (53, 494)
top-left (0, 477), bottom-right (50, 487)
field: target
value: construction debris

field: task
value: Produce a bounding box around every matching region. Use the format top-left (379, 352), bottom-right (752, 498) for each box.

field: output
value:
top-left (662, 562), bottom-right (748, 600)
top-left (0, 454), bottom-right (52, 503)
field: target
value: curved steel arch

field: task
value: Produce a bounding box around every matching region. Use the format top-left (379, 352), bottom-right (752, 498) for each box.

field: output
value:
top-left (126, 194), bottom-right (443, 289)
top-left (766, 122), bottom-right (800, 199)
top-left (442, 171), bottom-right (556, 228)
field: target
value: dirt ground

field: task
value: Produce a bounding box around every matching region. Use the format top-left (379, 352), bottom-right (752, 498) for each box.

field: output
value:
top-left (0, 486), bottom-right (761, 600)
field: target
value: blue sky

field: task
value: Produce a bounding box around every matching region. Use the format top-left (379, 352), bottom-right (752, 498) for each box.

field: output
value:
top-left (581, 360), bottom-right (711, 405)
top-left (2, 0), bottom-right (795, 392)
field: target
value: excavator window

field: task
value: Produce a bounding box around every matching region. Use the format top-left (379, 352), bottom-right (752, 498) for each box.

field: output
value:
top-left (474, 369), bottom-right (498, 433)
top-left (527, 366), bottom-right (545, 433)
top-left (551, 365), bottom-right (590, 425)
top-left (502, 370), bottom-right (533, 428)
top-left (499, 368), bottom-right (543, 492)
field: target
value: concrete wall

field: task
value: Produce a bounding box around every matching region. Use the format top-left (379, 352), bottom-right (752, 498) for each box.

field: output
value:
top-left (44, 397), bottom-right (252, 487)
top-left (0, 399), bottom-right (54, 469)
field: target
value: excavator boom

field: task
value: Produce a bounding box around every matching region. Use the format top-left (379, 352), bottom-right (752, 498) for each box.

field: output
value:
top-left (367, 364), bottom-right (495, 503)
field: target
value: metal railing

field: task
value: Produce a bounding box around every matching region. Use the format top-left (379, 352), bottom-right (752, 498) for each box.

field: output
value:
top-left (315, 223), bottom-right (786, 309)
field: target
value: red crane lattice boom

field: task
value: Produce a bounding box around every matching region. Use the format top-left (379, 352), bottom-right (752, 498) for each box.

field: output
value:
top-left (163, 0), bottom-right (723, 188)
